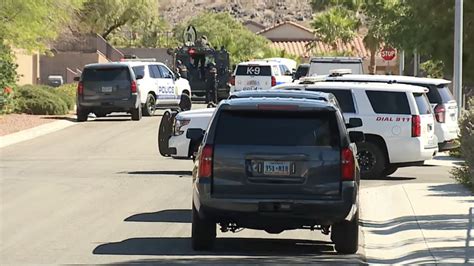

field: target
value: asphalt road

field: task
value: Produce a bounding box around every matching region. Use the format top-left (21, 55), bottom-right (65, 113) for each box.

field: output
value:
top-left (0, 110), bottom-right (453, 264)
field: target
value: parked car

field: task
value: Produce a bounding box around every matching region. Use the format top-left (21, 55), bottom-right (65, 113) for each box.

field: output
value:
top-left (229, 60), bottom-right (293, 93)
top-left (308, 57), bottom-right (364, 76)
top-left (76, 60), bottom-right (191, 122)
top-left (159, 90), bottom-right (341, 158)
top-left (188, 96), bottom-right (363, 254)
top-left (274, 82), bottom-right (438, 178)
top-left (302, 74), bottom-right (460, 151)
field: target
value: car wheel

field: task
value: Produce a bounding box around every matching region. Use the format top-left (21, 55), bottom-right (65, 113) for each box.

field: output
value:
top-left (131, 105), bottom-right (142, 121)
top-left (356, 141), bottom-right (386, 179)
top-left (331, 211), bottom-right (359, 254)
top-left (77, 108), bottom-right (89, 122)
top-left (143, 93), bottom-right (156, 116)
top-left (384, 165), bottom-right (398, 176)
top-left (179, 93), bottom-right (192, 111)
top-left (191, 202), bottom-right (216, 251)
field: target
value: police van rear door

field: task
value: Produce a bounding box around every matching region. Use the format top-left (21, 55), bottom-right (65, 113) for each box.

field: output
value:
top-left (234, 64), bottom-right (272, 92)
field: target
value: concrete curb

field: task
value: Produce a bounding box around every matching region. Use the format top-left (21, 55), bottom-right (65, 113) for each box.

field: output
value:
top-left (360, 183), bottom-right (473, 264)
top-left (0, 119), bottom-right (76, 149)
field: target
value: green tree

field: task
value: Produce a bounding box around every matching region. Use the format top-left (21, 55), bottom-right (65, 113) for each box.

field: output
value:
top-left (310, 0), bottom-right (401, 73)
top-left (174, 12), bottom-right (281, 64)
top-left (78, 0), bottom-right (159, 40)
top-left (311, 6), bottom-right (359, 50)
top-left (386, 0), bottom-right (474, 84)
top-left (0, 0), bottom-right (82, 52)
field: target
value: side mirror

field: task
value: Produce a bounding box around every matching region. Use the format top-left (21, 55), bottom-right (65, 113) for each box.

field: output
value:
top-left (346, 118), bottom-right (363, 128)
top-left (349, 131), bottom-right (365, 143)
top-left (174, 72), bottom-right (181, 80)
top-left (73, 76), bottom-right (80, 82)
top-left (186, 128), bottom-right (205, 141)
top-left (285, 70), bottom-right (292, 76)
top-left (136, 74), bottom-right (144, 80)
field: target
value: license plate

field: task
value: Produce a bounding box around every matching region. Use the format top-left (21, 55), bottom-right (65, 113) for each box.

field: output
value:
top-left (263, 161), bottom-right (290, 176)
top-left (101, 87), bottom-right (113, 93)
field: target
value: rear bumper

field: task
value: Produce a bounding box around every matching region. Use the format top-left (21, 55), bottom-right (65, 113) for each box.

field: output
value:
top-left (388, 137), bottom-right (438, 163)
top-left (78, 95), bottom-right (138, 111)
top-left (438, 139), bottom-right (459, 152)
top-left (193, 180), bottom-right (357, 228)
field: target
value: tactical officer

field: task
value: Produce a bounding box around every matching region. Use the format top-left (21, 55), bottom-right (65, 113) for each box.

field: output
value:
top-left (176, 60), bottom-right (188, 79)
top-left (205, 62), bottom-right (218, 104)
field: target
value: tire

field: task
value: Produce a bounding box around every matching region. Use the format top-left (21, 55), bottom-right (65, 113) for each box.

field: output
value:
top-left (331, 211), bottom-right (359, 254)
top-left (143, 93), bottom-right (156, 116)
top-left (191, 202), bottom-right (216, 251)
top-left (77, 108), bottom-right (88, 122)
top-left (131, 105), bottom-right (142, 121)
top-left (356, 141), bottom-right (387, 179)
top-left (384, 165), bottom-right (398, 176)
top-left (158, 110), bottom-right (178, 156)
top-left (179, 93), bottom-right (192, 111)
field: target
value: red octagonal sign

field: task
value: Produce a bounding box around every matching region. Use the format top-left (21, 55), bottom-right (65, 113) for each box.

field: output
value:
top-left (381, 47), bottom-right (396, 61)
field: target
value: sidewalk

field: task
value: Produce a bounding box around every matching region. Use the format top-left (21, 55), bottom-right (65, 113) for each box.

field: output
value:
top-left (360, 182), bottom-right (473, 264)
top-left (0, 119), bottom-right (76, 148)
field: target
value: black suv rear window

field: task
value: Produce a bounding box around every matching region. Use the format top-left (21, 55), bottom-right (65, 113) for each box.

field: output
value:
top-left (235, 65), bottom-right (271, 76)
top-left (366, 91), bottom-right (410, 115)
top-left (307, 89), bottom-right (355, 113)
top-left (82, 67), bottom-right (130, 82)
top-left (215, 110), bottom-right (340, 147)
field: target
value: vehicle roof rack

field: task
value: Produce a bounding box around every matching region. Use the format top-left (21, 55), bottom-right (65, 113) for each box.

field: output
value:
top-left (120, 58), bottom-right (156, 62)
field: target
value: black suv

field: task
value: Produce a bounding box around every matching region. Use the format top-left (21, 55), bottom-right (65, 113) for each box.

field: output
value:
top-left (76, 63), bottom-right (142, 122)
top-left (187, 96), bottom-right (364, 254)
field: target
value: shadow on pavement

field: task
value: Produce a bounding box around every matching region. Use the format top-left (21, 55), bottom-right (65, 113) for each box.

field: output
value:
top-left (366, 176), bottom-right (417, 181)
top-left (427, 183), bottom-right (473, 199)
top-left (123, 170), bottom-right (192, 176)
top-left (125, 209), bottom-right (191, 223)
top-left (361, 214), bottom-right (468, 235)
top-left (93, 237), bottom-right (338, 257)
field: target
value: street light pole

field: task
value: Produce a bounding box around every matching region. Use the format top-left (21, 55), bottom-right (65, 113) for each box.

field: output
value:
top-left (454, 0), bottom-right (463, 116)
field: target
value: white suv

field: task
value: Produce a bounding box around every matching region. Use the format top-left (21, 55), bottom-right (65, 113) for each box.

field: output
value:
top-left (123, 59), bottom-right (192, 115)
top-left (275, 82), bottom-right (438, 178)
top-left (229, 60), bottom-right (293, 93)
top-left (164, 82), bottom-right (438, 179)
top-left (302, 74), bottom-right (459, 151)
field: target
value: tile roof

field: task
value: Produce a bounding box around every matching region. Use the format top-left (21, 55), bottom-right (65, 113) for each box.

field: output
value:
top-left (271, 36), bottom-right (369, 58)
top-left (257, 21), bottom-right (315, 35)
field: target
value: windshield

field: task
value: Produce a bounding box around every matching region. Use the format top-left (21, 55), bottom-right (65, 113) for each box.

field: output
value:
top-left (235, 65), bottom-right (272, 76)
top-left (308, 62), bottom-right (363, 76)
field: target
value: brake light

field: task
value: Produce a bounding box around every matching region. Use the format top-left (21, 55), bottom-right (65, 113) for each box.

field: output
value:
top-left (230, 75), bottom-right (235, 86)
top-left (434, 104), bottom-right (446, 123)
top-left (257, 104), bottom-right (298, 111)
top-left (271, 76), bottom-right (276, 87)
top-left (198, 144), bottom-right (213, 179)
top-left (131, 80), bottom-right (137, 93)
top-left (412, 115), bottom-right (421, 137)
top-left (77, 81), bottom-right (84, 95)
top-left (341, 147), bottom-right (355, 181)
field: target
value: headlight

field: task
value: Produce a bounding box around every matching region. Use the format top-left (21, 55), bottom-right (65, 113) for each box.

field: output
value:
top-left (173, 118), bottom-right (190, 136)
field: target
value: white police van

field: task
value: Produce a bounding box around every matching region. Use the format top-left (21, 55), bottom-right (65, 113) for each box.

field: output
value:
top-left (229, 60), bottom-right (293, 93)
top-left (122, 59), bottom-right (192, 115)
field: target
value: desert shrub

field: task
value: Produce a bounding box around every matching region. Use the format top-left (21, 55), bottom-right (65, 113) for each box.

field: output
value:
top-left (451, 98), bottom-right (474, 190)
top-left (53, 83), bottom-right (76, 110)
top-left (14, 85), bottom-right (69, 115)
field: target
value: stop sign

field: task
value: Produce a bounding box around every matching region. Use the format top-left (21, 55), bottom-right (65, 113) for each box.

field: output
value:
top-left (381, 47), bottom-right (396, 61)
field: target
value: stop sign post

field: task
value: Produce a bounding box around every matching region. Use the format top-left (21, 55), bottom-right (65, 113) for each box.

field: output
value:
top-left (381, 47), bottom-right (396, 61)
